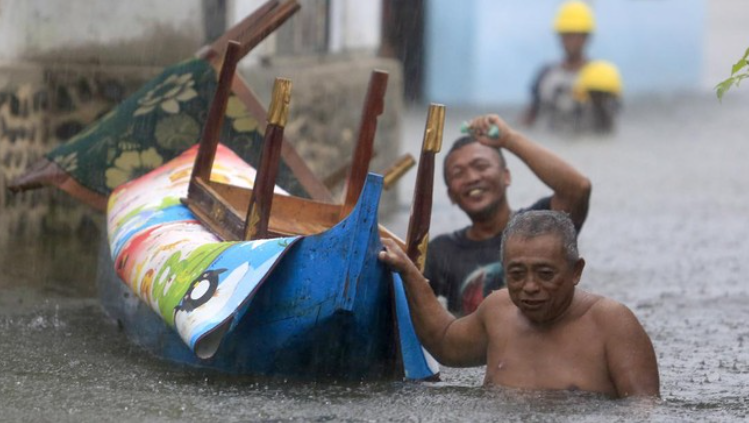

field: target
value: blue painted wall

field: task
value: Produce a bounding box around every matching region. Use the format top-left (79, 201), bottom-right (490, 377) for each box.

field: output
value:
top-left (425, 0), bottom-right (705, 106)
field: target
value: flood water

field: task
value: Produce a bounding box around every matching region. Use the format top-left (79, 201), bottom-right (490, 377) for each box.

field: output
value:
top-left (2, 90), bottom-right (749, 422)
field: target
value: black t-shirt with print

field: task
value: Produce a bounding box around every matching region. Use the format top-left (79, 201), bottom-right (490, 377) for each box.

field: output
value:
top-left (423, 197), bottom-right (552, 315)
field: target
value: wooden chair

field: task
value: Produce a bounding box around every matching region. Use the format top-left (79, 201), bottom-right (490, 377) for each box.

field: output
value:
top-left (198, 0), bottom-right (333, 203)
top-left (182, 40), bottom-right (444, 261)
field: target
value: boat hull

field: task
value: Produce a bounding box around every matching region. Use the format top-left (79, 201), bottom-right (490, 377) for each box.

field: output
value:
top-left (99, 173), bottom-right (403, 380)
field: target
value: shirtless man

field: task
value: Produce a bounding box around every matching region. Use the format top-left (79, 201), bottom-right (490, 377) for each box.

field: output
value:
top-left (380, 210), bottom-right (660, 398)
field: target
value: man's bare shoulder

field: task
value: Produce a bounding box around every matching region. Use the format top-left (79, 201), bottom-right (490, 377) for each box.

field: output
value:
top-left (483, 288), bottom-right (513, 307)
top-left (476, 289), bottom-right (514, 320)
top-left (580, 290), bottom-right (644, 330)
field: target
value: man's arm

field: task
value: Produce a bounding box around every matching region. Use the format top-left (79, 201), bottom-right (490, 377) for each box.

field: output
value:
top-left (380, 238), bottom-right (488, 367)
top-left (469, 114), bottom-right (592, 230)
top-left (601, 301), bottom-right (661, 398)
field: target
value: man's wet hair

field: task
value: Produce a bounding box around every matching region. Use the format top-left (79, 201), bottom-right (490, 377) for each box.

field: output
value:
top-left (500, 210), bottom-right (580, 264)
top-left (443, 136), bottom-right (506, 185)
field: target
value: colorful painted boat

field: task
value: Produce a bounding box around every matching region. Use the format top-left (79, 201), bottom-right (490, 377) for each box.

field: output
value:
top-left (96, 34), bottom-right (446, 381)
top-left (99, 143), bottom-right (439, 380)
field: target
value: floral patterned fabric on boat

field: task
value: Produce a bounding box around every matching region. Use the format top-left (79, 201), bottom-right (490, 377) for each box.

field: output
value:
top-left (47, 57), bottom-right (307, 198)
top-left (107, 144), bottom-right (298, 358)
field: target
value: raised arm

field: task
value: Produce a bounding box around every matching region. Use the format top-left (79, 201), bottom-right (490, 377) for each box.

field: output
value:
top-left (469, 114), bottom-right (592, 230)
top-left (379, 238), bottom-right (488, 367)
top-left (601, 301), bottom-right (661, 398)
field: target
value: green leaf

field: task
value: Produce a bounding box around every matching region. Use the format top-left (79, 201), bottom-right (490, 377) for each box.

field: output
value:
top-left (731, 47), bottom-right (749, 75)
top-left (715, 47), bottom-right (749, 101)
top-left (731, 61), bottom-right (747, 76)
top-left (715, 77), bottom-right (736, 101)
top-left (735, 73), bottom-right (749, 87)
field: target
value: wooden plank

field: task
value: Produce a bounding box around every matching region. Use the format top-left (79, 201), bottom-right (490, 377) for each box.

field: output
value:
top-left (340, 70), bottom-right (389, 219)
top-left (184, 178), bottom-right (339, 240)
top-left (185, 174), bottom-right (407, 249)
top-left (183, 178), bottom-right (248, 241)
top-left (202, 0), bottom-right (301, 61)
top-left (382, 153), bottom-right (416, 190)
top-left (378, 225), bottom-right (406, 251)
top-left (405, 104), bottom-right (445, 272)
top-left (237, 0), bottom-right (301, 59)
top-left (190, 41), bottom-right (242, 187)
top-left (209, 181), bottom-right (340, 236)
top-left (244, 78), bottom-right (291, 240)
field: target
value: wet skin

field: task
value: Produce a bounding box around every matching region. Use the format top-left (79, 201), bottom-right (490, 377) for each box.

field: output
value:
top-left (483, 234), bottom-right (615, 394)
top-left (448, 115), bottom-right (592, 234)
top-left (444, 142), bottom-right (510, 222)
top-left (379, 234), bottom-right (660, 398)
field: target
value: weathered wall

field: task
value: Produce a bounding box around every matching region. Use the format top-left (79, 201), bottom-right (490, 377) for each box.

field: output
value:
top-left (0, 65), bottom-right (49, 245)
top-left (0, 63), bottom-right (161, 290)
top-left (0, 63), bottom-right (162, 237)
top-left (0, 0), bottom-right (205, 258)
top-left (0, 0), bottom-right (204, 66)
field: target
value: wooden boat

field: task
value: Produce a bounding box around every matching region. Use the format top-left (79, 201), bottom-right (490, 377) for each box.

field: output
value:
top-left (98, 40), bottom-right (445, 381)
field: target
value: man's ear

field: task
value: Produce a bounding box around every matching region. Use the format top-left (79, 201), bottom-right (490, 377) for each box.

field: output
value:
top-left (572, 258), bottom-right (585, 285)
top-left (503, 167), bottom-right (512, 187)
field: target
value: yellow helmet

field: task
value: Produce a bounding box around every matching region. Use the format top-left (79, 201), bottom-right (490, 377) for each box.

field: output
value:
top-left (574, 60), bottom-right (623, 100)
top-left (554, 1), bottom-right (596, 33)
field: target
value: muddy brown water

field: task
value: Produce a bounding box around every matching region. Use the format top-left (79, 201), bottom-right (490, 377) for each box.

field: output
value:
top-left (1, 91), bottom-right (748, 422)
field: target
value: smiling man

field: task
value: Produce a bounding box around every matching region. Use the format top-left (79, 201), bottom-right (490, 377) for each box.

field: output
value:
top-left (424, 114), bottom-right (591, 315)
top-left (380, 211), bottom-right (660, 398)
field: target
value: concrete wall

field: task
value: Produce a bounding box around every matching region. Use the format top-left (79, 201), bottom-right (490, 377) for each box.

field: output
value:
top-left (425, 0), bottom-right (705, 106)
top-left (0, 1), bottom-right (204, 256)
top-left (0, 0), bottom-right (204, 66)
top-left (0, 62), bottom-right (156, 290)
top-left (230, 0), bottom-right (382, 66)
top-left (328, 0), bottom-right (382, 53)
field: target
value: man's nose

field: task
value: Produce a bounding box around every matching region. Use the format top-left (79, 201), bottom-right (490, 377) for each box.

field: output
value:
top-left (464, 168), bottom-right (481, 183)
top-left (522, 278), bottom-right (541, 294)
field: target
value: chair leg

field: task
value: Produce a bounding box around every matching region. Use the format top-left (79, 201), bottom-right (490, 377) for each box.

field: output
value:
top-left (189, 41), bottom-right (242, 195)
top-left (405, 104), bottom-right (445, 272)
top-left (340, 70), bottom-right (389, 219)
top-left (244, 78), bottom-right (292, 240)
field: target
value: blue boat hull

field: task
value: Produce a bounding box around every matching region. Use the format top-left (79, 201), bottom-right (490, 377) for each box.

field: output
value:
top-left (98, 174), bottom-right (418, 380)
